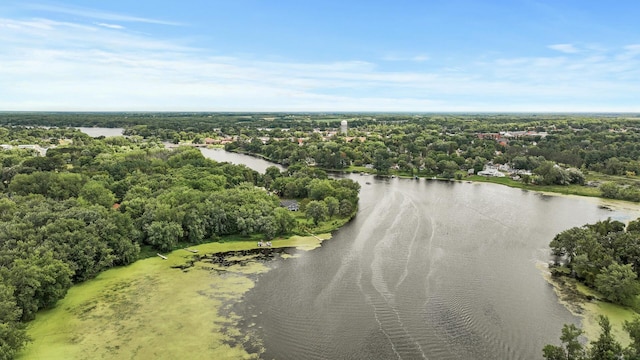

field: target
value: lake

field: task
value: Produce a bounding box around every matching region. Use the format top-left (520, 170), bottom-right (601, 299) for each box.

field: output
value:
top-left (201, 150), bottom-right (637, 360)
top-left (75, 127), bottom-right (124, 137)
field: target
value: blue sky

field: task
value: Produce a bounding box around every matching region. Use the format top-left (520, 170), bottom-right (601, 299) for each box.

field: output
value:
top-left (1, 1), bottom-right (639, 112)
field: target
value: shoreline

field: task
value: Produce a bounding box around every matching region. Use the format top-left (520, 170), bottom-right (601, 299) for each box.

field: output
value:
top-left (230, 149), bottom-right (640, 206)
top-left (18, 233), bottom-right (332, 359)
top-left (539, 262), bottom-right (635, 345)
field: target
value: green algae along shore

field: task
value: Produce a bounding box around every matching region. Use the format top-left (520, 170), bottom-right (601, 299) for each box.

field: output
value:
top-left (536, 196), bottom-right (640, 346)
top-left (18, 234), bottom-right (330, 360)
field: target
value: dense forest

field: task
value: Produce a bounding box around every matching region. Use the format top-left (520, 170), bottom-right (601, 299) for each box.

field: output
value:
top-left (0, 125), bottom-right (359, 359)
top-left (550, 218), bottom-right (640, 307)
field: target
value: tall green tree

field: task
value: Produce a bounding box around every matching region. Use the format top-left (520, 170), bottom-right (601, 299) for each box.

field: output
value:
top-left (325, 196), bottom-right (339, 218)
top-left (4, 251), bottom-right (73, 321)
top-left (588, 315), bottom-right (622, 360)
top-left (306, 200), bottom-right (328, 225)
top-left (145, 221), bottom-right (183, 252)
top-left (594, 262), bottom-right (640, 305)
top-left (542, 323), bottom-right (585, 360)
top-left (623, 317), bottom-right (640, 359)
top-left (79, 181), bottom-right (117, 208)
top-left (549, 227), bottom-right (597, 264)
top-left (0, 282), bottom-right (28, 360)
top-left (273, 207), bottom-right (296, 235)
top-left (339, 199), bottom-right (354, 217)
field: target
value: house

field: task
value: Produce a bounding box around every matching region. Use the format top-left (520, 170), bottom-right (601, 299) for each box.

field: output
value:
top-left (477, 168), bottom-right (505, 177)
top-left (280, 200), bottom-right (299, 211)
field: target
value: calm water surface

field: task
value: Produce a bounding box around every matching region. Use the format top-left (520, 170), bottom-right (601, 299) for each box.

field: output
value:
top-left (76, 127), bottom-right (124, 137)
top-left (199, 148), bottom-right (284, 174)
top-left (210, 152), bottom-right (635, 359)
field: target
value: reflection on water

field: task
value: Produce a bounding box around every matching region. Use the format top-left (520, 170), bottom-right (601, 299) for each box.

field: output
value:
top-left (207, 151), bottom-right (637, 359)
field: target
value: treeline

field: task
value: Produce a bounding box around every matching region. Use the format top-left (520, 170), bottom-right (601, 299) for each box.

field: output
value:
top-left (601, 182), bottom-right (640, 202)
top-left (0, 112), bottom-right (356, 136)
top-left (550, 218), bottom-right (640, 306)
top-left (6, 113), bottom-right (640, 185)
top-left (0, 128), bottom-right (359, 359)
top-left (226, 116), bottom-right (640, 176)
top-left (5, 113), bottom-right (640, 201)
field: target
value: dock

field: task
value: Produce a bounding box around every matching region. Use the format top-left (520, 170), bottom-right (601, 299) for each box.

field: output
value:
top-left (157, 253), bottom-right (168, 260)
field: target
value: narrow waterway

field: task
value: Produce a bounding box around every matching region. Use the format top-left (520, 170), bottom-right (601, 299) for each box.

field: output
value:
top-left (200, 150), bottom-right (636, 360)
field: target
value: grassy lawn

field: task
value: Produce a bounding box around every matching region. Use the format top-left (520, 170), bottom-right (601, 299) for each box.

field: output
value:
top-left (342, 166), bottom-right (627, 200)
top-left (344, 165), bottom-right (375, 174)
top-left (466, 175), bottom-right (603, 198)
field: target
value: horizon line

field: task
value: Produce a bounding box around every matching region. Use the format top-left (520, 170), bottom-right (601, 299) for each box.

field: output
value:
top-left (1, 110), bottom-right (639, 116)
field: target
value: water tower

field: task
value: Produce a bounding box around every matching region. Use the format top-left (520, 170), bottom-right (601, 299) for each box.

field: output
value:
top-left (340, 120), bottom-right (348, 135)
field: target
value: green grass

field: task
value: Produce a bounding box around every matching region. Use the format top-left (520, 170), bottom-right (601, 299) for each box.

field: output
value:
top-left (344, 165), bottom-right (375, 174)
top-left (305, 216), bottom-right (353, 235)
top-left (466, 175), bottom-right (603, 198)
top-left (586, 172), bottom-right (640, 187)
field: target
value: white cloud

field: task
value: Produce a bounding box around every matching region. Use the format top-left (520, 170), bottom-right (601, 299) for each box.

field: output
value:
top-left (1, 15), bottom-right (639, 112)
top-left (96, 23), bottom-right (125, 30)
top-left (382, 54), bottom-right (430, 62)
top-left (548, 44), bottom-right (579, 54)
top-left (26, 3), bottom-right (182, 26)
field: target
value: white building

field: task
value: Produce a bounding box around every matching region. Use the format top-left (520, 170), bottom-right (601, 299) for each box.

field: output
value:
top-left (477, 168), bottom-right (505, 177)
top-left (340, 120), bottom-right (348, 135)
